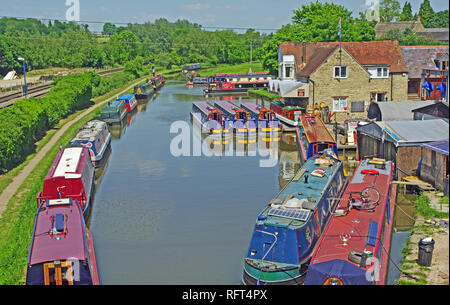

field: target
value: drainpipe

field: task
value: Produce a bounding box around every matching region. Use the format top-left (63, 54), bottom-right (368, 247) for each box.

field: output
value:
top-left (390, 73), bottom-right (393, 101)
top-left (309, 78), bottom-right (315, 108)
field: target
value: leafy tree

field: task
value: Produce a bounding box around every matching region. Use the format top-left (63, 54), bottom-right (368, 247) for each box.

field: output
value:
top-left (419, 0), bottom-right (435, 27)
top-left (400, 1), bottom-right (414, 21)
top-left (261, 2), bottom-right (375, 74)
top-left (379, 0), bottom-right (401, 22)
top-left (428, 9), bottom-right (449, 28)
top-left (102, 23), bottom-right (117, 35)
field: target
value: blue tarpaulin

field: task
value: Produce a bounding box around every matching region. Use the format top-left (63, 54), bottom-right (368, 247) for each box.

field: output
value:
top-left (436, 83), bottom-right (447, 99)
top-left (304, 259), bottom-right (371, 285)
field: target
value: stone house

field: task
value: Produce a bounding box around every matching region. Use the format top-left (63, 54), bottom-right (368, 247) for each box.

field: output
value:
top-left (277, 40), bottom-right (409, 122)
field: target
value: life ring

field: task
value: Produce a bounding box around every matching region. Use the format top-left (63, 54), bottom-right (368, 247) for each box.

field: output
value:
top-left (361, 169), bottom-right (379, 175)
top-left (253, 83), bottom-right (257, 88)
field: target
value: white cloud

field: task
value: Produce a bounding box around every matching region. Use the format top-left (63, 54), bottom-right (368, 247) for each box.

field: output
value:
top-left (183, 2), bottom-right (211, 11)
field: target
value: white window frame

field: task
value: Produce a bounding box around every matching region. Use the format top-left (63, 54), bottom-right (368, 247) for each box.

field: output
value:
top-left (333, 66), bottom-right (347, 79)
top-left (333, 97), bottom-right (347, 112)
top-left (369, 66), bottom-right (389, 79)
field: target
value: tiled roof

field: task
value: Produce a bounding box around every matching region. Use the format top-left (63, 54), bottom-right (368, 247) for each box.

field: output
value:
top-left (400, 45), bottom-right (449, 78)
top-left (280, 40), bottom-right (408, 76)
top-left (417, 28), bottom-right (449, 42)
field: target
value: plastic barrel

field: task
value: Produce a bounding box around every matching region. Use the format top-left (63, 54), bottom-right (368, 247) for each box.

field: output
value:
top-left (418, 237), bottom-right (435, 267)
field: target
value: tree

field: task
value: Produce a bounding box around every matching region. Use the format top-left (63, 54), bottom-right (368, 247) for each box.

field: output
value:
top-left (261, 2), bottom-right (375, 74)
top-left (102, 23), bottom-right (117, 35)
top-left (379, 0), bottom-right (401, 22)
top-left (428, 9), bottom-right (449, 28)
top-left (419, 0), bottom-right (435, 27)
top-left (400, 2), bottom-right (414, 21)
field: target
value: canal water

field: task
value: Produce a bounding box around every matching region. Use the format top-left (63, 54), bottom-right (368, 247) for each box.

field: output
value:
top-left (89, 81), bottom-right (300, 284)
top-left (88, 81), bottom-right (417, 284)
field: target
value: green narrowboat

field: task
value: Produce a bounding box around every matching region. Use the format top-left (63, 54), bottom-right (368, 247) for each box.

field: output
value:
top-left (100, 100), bottom-right (127, 124)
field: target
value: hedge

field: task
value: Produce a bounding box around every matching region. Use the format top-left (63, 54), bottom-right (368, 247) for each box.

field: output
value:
top-left (0, 72), bottom-right (99, 173)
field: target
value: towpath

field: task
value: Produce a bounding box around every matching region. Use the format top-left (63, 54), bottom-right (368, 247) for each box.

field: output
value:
top-left (0, 78), bottom-right (145, 218)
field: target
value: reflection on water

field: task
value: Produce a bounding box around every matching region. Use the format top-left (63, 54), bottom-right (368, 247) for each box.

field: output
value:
top-left (89, 82), bottom-right (301, 284)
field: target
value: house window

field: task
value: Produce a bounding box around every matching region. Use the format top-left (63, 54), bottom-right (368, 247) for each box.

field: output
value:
top-left (334, 66), bottom-right (347, 78)
top-left (371, 92), bottom-right (388, 102)
top-left (285, 66), bottom-right (292, 78)
top-left (333, 97), bottom-right (347, 112)
top-left (369, 67), bottom-right (389, 78)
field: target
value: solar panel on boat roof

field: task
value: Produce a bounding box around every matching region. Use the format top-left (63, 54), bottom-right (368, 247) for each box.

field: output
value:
top-left (268, 208), bottom-right (310, 221)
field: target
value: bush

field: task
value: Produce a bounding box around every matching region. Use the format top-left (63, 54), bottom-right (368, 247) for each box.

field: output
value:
top-left (0, 72), bottom-right (97, 173)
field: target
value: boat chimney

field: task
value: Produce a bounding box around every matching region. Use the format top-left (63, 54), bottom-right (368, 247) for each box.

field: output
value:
top-left (304, 175), bottom-right (309, 184)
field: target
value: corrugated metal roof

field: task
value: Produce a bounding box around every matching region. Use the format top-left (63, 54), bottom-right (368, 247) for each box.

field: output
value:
top-left (421, 139), bottom-right (449, 155)
top-left (375, 101), bottom-right (437, 120)
top-left (383, 119), bottom-right (449, 145)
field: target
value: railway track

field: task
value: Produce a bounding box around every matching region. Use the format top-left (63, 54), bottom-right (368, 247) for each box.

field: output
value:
top-left (0, 67), bottom-right (125, 108)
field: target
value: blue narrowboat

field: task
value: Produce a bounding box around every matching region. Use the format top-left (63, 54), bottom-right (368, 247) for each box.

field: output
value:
top-left (190, 101), bottom-right (232, 135)
top-left (296, 114), bottom-right (338, 163)
top-left (214, 100), bottom-right (256, 137)
top-left (240, 102), bottom-right (280, 134)
top-left (242, 149), bottom-right (348, 285)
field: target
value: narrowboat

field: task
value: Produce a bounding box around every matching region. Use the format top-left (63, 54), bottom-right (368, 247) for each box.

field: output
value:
top-left (190, 101), bottom-right (232, 135)
top-left (204, 81), bottom-right (268, 95)
top-left (296, 114), bottom-right (338, 163)
top-left (240, 102), bottom-right (280, 134)
top-left (26, 198), bottom-right (99, 285)
top-left (117, 94), bottom-right (137, 113)
top-left (304, 158), bottom-right (396, 285)
top-left (242, 149), bottom-right (348, 285)
top-left (36, 147), bottom-right (95, 217)
top-left (68, 119), bottom-right (111, 167)
top-left (100, 99), bottom-right (127, 124)
top-left (212, 72), bottom-right (272, 85)
top-left (192, 76), bottom-right (213, 86)
top-left (134, 82), bottom-right (153, 100)
top-left (150, 74), bottom-right (165, 91)
top-left (214, 100), bottom-right (256, 136)
top-left (270, 101), bottom-right (304, 127)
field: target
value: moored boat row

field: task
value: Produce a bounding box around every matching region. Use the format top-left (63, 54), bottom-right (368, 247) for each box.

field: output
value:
top-left (190, 100), bottom-right (280, 137)
top-left (27, 87), bottom-right (157, 285)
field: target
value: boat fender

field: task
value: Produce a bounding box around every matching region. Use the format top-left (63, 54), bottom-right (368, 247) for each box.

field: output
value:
top-left (361, 169), bottom-right (379, 175)
top-left (348, 251), bottom-right (373, 267)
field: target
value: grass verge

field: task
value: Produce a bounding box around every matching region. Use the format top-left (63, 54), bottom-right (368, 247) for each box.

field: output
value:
top-left (0, 75), bottom-right (150, 284)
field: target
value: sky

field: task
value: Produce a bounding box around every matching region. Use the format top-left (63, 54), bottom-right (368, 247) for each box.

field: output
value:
top-left (2, 0), bottom-right (449, 33)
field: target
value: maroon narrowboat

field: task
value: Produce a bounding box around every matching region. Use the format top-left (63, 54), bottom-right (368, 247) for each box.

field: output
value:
top-left (36, 147), bottom-right (95, 217)
top-left (304, 158), bottom-right (397, 285)
top-left (26, 198), bottom-right (99, 285)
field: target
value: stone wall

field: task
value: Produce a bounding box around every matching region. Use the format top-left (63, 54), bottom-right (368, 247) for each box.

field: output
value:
top-left (308, 47), bottom-right (408, 122)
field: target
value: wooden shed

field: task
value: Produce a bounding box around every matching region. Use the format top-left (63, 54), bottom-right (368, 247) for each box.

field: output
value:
top-left (356, 119), bottom-right (449, 180)
top-left (419, 140), bottom-right (449, 194)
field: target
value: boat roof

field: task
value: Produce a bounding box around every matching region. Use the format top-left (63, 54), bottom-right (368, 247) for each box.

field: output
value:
top-left (310, 159), bottom-right (394, 269)
top-left (192, 101), bottom-right (220, 115)
top-left (300, 114), bottom-right (336, 144)
top-left (47, 147), bottom-right (88, 179)
top-left (70, 120), bottom-right (106, 142)
top-left (214, 72), bottom-right (269, 77)
top-left (117, 94), bottom-right (135, 101)
top-left (258, 152), bottom-right (343, 230)
top-left (102, 99), bottom-right (124, 110)
top-left (28, 199), bottom-right (87, 265)
top-left (271, 101), bottom-right (304, 111)
top-left (214, 100), bottom-right (245, 115)
top-left (241, 102), bottom-right (269, 114)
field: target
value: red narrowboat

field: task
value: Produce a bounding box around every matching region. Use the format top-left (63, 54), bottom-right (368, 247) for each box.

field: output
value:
top-left (26, 198), bottom-right (99, 285)
top-left (36, 147), bottom-right (95, 217)
top-left (304, 158), bottom-right (397, 285)
top-left (270, 101), bottom-right (303, 127)
top-left (117, 94), bottom-right (137, 112)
